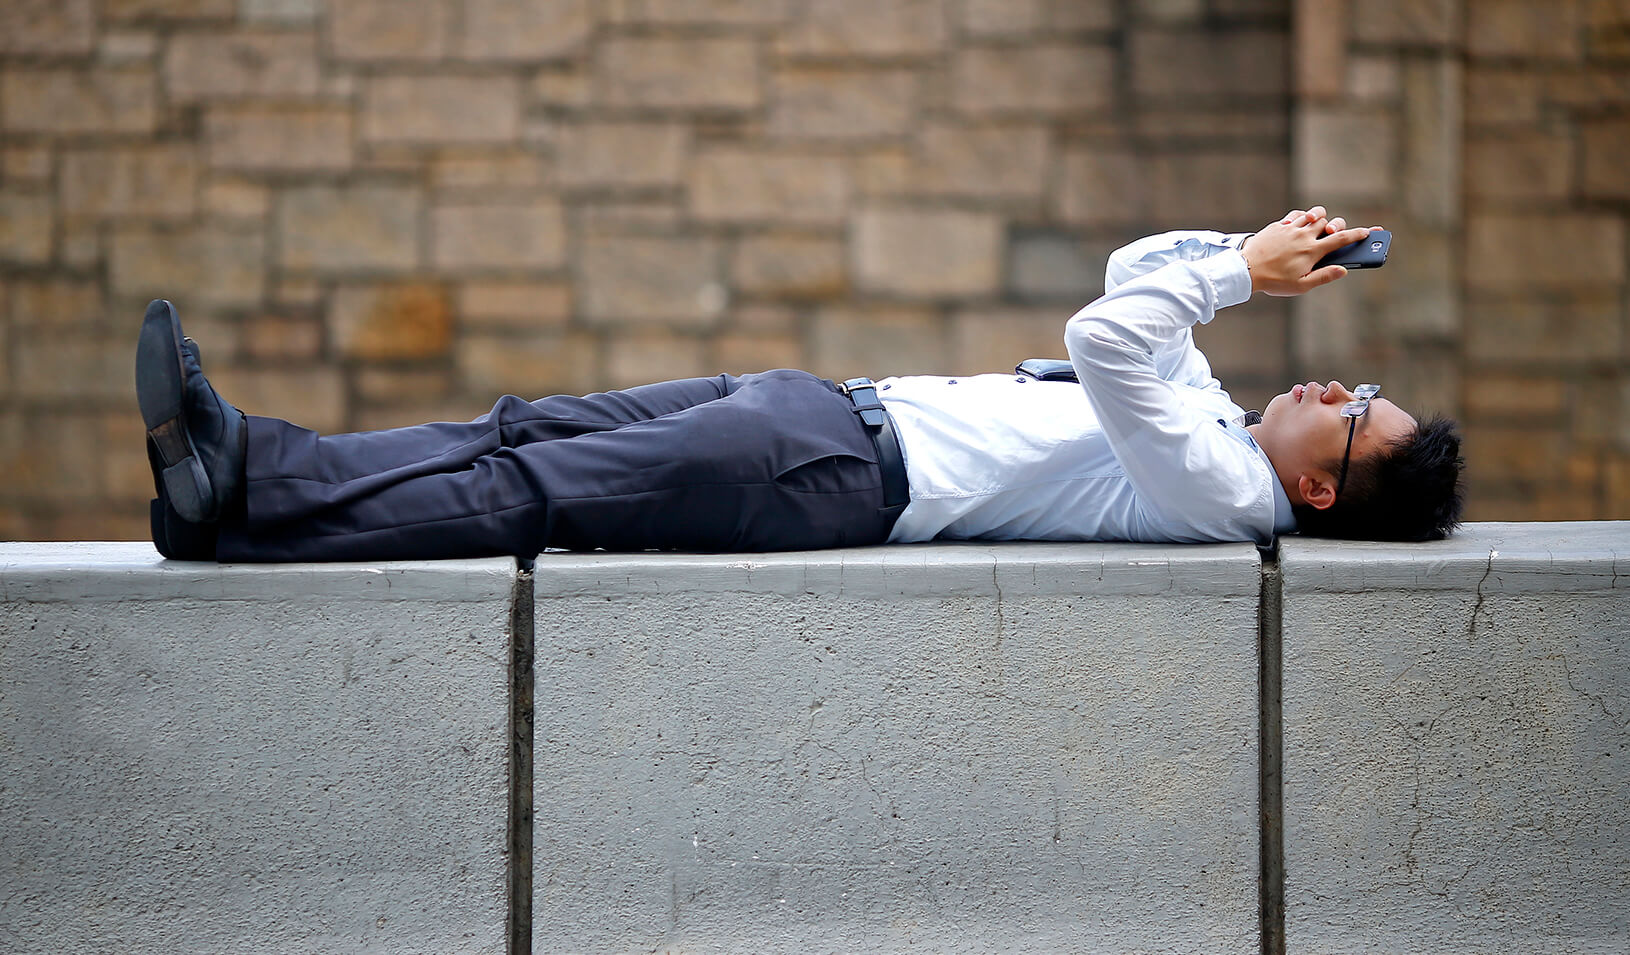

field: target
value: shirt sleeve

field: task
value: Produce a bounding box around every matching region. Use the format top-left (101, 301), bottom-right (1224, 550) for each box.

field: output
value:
top-left (1065, 246), bottom-right (1270, 530)
top-left (1103, 230), bottom-right (1253, 295)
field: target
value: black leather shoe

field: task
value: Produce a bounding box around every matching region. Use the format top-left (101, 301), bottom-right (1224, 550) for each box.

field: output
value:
top-left (137, 299), bottom-right (245, 524)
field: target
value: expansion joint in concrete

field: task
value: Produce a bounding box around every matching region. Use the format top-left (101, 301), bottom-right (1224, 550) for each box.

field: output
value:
top-left (1258, 543), bottom-right (1285, 955)
top-left (508, 557), bottom-right (536, 955)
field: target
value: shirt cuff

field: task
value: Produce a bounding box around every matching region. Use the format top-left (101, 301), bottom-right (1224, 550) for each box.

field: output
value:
top-left (1193, 248), bottom-right (1253, 317)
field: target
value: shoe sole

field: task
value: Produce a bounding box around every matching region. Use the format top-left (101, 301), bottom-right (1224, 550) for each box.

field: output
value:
top-left (136, 299), bottom-right (214, 522)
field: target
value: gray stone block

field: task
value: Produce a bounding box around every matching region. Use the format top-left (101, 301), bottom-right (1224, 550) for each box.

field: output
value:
top-left (530, 541), bottom-right (1262, 953)
top-left (1280, 522), bottom-right (1630, 953)
top-left (0, 543), bottom-right (514, 955)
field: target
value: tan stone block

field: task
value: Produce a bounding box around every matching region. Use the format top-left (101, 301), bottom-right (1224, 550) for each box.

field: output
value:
top-left (1468, 214), bottom-right (1625, 290)
top-left (1465, 296), bottom-right (1622, 365)
top-left (0, 192), bottom-right (53, 264)
top-left (242, 0), bottom-right (320, 23)
top-left (579, 235), bottom-right (725, 327)
top-left (110, 223), bottom-right (265, 306)
top-left (1468, 0), bottom-right (1581, 58)
top-left (1351, 0), bottom-right (1460, 46)
top-left (689, 148), bottom-right (850, 225)
top-left (605, 331), bottom-right (710, 389)
top-left (1465, 373), bottom-right (1567, 419)
top-left (60, 145), bottom-right (199, 221)
top-left (103, 0), bottom-right (234, 18)
top-left (1347, 55), bottom-right (1401, 102)
top-left (1192, 301), bottom-right (1290, 384)
top-left (732, 235), bottom-right (847, 300)
top-left (596, 37), bottom-right (760, 110)
top-left (4, 147), bottom-right (53, 183)
top-left (1465, 68), bottom-right (1542, 126)
top-left (204, 178), bottom-right (270, 219)
top-left (852, 207), bottom-right (1002, 298)
top-left (1058, 146), bottom-right (1145, 226)
top-left (1130, 107), bottom-right (1288, 141)
top-left (530, 69), bottom-right (592, 108)
top-left (947, 308), bottom-right (1072, 375)
top-left (1131, 29), bottom-right (1287, 100)
top-left (1462, 425), bottom-right (1568, 484)
top-left (100, 31), bottom-right (159, 63)
top-left (953, 44), bottom-right (1114, 115)
top-left (1582, 118), bottom-right (1630, 199)
top-left (769, 67), bottom-right (917, 141)
top-left (1295, 0), bottom-right (1347, 100)
top-left (328, 0), bottom-right (448, 60)
top-left (0, 0), bottom-right (95, 54)
top-left (778, 0), bottom-right (948, 56)
top-left (729, 304), bottom-right (799, 335)
top-left (330, 283), bottom-right (453, 360)
top-left (205, 104), bottom-right (353, 172)
top-left (577, 201), bottom-right (684, 231)
top-left (431, 151), bottom-right (548, 190)
top-left (1402, 57), bottom-right (1461, 227)
top-left (458, 0), bottom-right (591, 60)
top-left (713, 333), bottom-right (804, 373)
top-left (808, 305), bottom-right (946, 378)
top-left (164, 31), bottom-right (319, 101)
top-left (240, 312), bottom-right (323, 361)
top-left (61, 220), bottom-right (102, 268)
top-left (354, 368), bottom-right (454, 405)
top-left (0, 413), bottom-right (101, 503)
top-left (853, 149), bottom-right (913, 197)
top-left (1545, 67), bottom-right (1630, 107)
top-left (275, 276), bottom-right (322, 307)
top-left (1008, 233), bottom-right (1110, 302)
top-left (13, 336), bottom-right (133, 400)
top-left (1467, 133), bottom-right (1573, 201)
top-left (362, 75), bottom-right (522, 144)
top-left (278, 184), bottom-right (422, 273)
top-left (555, 122), bottom-right (688, 188)
top-left (459, 281), bottom-right (572, 327)
top-left (102, 409), bottom-right (156, 504)
top-left (602, 0), bottom-right (791, 25)
top-left (209, 366), bottom-right (348, 434)
top-left (1295, 107), bottom-right (1396, 205)
top-left (457, 329), bottom-right (600, 398)
top-left (1132, 0), bottom-right (1205, 22)
top-left (1, 68), bottom-right (157, 134)
top-left (432, 200), bottom-right (566, 272)
top-left (911, 124), bottom-right (1049, 201)
top-left (960, 0), bottom-right (1044, 36)
top-left (9, 279), bottom-right (103, 327)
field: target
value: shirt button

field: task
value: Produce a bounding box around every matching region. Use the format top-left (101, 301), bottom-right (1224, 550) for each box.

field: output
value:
top-left (881, 383), bottom-right (891, 390)
top-left (1015, 376), bottom-right (1027, 383)
top-left (948, 379), bottom-right (958, 385)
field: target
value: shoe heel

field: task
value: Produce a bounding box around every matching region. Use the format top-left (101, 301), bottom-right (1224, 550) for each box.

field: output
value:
top-left (161, 457), bottom-right (213, 523)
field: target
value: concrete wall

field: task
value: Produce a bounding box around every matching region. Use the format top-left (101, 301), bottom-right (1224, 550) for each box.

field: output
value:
top-left (0, 543), bottom-right (516, 955)
top-left (1280, 523), bottom-right (1630, 954)
top-left (4, 528), bottom-right (1628, 952)
top-left (528, 542), bottom-right (1264, 953)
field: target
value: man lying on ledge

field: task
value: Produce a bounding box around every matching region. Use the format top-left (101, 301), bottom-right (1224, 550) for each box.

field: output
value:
top-left (137, 205), bottom-right (1464, 563)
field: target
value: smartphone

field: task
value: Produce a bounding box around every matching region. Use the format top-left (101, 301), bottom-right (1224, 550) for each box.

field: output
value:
top-left (1315, 229), bottom-right (1391, 269)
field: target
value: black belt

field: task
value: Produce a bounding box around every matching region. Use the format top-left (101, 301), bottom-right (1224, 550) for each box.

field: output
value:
top-left (839, 378), bottom-right (909, 511)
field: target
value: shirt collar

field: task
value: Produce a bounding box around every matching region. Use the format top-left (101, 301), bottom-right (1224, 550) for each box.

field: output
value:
top-left (1221, 413), bottom-right (1298, 535)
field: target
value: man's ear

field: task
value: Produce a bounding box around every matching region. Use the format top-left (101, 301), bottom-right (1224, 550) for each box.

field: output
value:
top-left (1297, 471), bottom-right (1338, 511)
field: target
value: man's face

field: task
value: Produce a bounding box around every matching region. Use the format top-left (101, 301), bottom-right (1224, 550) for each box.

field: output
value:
top-left (1252, 380), bottom-right (1417, 509)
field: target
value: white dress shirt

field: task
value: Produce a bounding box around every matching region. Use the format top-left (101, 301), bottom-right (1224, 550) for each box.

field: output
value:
top-left (882, 229), bottom-right (1296, 546)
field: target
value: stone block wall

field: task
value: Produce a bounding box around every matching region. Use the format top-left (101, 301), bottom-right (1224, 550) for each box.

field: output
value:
top-left (1292, 0), bottom-right (1630, 521)
top-left (0, 0), bottom-right (1622, 540)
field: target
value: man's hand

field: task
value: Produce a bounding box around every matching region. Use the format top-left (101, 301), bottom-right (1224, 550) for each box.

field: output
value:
top-left (1240, 205), bottom-right (1378, 297)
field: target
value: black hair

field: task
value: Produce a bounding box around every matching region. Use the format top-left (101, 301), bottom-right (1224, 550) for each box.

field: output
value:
top-left (1292, 413), bottom-right (1465, 542)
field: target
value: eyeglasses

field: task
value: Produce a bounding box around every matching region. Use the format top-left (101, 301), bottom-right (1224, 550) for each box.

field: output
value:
top-left (1334, 383), bottom-right (1381, 498)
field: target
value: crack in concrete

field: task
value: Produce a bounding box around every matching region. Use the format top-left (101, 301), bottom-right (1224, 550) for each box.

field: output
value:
top-left (1466, 548), bottom-right (1497, 642)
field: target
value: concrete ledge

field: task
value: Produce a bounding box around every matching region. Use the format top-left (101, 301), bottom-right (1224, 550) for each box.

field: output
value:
top-left (1280, 523), bottom-right (1630, 953)
top-left (530, 542), bottom-right (1264, 953)
top-left (0, 543), bottom-right (515, 955)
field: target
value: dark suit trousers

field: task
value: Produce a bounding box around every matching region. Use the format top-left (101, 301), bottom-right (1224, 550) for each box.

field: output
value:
top-left (215, 369), bottom-right (901, 562)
